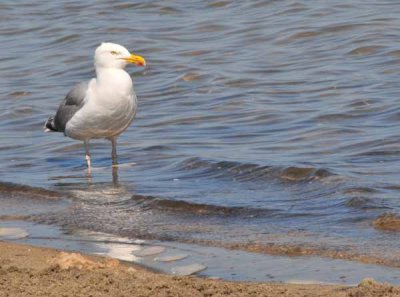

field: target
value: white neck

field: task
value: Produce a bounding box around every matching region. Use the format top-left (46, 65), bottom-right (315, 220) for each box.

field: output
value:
top-left (95, 67), bottom-right (133, 97)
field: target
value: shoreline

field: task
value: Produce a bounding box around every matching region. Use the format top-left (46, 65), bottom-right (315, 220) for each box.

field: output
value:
top-left (0, 241), bottom-right (399, 297)
top-left (1, 180), bottom-right (400, 272)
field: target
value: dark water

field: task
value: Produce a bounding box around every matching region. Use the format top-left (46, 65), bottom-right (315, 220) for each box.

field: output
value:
top-left (1, 1), bottom-right (400, 266)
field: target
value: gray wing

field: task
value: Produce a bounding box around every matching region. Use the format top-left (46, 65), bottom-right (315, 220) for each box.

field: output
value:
top-left (52, 81), bottom-right (89, 132)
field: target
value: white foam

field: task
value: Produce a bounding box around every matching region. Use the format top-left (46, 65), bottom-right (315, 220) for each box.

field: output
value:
top-left (171, 263), bottom-right (207, 276)
top-left (133, 246), bottom-right (165, 257)
top-left (155, 254), bottom-right (188, 262)
top-left (0, 227), bottom-right (28, 239)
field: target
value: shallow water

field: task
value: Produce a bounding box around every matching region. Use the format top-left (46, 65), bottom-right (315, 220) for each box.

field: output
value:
top-left (4, 221), bottom-right (400, 285)
top-left (1, 0), bottom-right (400, 275)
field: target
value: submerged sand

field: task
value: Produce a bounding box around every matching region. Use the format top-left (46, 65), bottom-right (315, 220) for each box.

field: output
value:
top-left (0, 241), bottom-right (399, 297)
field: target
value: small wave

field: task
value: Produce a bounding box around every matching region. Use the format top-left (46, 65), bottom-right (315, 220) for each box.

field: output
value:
top-left (388, 50), bottom-right (400, 57)
top-left (279, 167), bottom-right (331, 181)
top-left (0, 182), bottom-right (69, 219)
top-left (373, 213), bottom-right (400, 232)
top-left (343, 187), bottom-right (391, 210)
top-left (282, 30), bottom-right (321, 43)
top-left (350, 148), bottom-right (400, 160)
top-left (130, 194), bottom-right (276, 218)
top-left (322, 23), bottom-right (365, 34)
top-left (178, 157), bottom-right (334, 183)
top-left (343, 187), bottom-right (380, 194)
top-left (345, 197), bottom-right (390, 210)
top-left (348, 45), bottom-right (385, 56)
top-left (142, 145), bottom-right (174, 151)
top-left (0, 214), bottom-right (31, 221)
top-left (0, 181), bottom-right (62, 200)
top-left (51, 34), bottom-right (80, 45)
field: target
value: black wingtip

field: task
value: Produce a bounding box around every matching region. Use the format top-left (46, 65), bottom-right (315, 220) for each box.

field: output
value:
top-left (44, 116), bottom-right (57, 132)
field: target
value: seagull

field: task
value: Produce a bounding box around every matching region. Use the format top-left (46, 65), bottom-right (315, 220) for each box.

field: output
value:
top-left (44, 42), bottom-right (146, 171)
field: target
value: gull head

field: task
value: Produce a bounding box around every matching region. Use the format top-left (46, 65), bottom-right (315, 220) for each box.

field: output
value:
top-left (94, 42), bottom-right (146, 69)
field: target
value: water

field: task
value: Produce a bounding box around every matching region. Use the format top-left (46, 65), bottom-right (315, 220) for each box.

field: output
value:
top-left (1, 0), bottom-right (400, 278)
top-left (4, 221), bottom-right (400, 285)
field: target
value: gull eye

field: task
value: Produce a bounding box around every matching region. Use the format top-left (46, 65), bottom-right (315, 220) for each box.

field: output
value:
top-left (110, 51), bottom-right (118, 55)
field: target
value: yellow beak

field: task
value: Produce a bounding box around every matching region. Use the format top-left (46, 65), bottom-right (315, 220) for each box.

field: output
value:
top-left (122, 54), bottom-right (146, 66)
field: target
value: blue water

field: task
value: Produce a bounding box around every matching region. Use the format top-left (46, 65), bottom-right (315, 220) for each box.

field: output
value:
top-left (1, 0), bottom-right (400, 266)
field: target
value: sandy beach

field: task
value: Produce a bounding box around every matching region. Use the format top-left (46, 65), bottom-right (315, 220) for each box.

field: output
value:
top-left (0, 241), bottom-right (398, 297)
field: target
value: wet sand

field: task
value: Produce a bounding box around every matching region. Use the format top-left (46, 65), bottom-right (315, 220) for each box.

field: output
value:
top-left (0, 241), bottom-right (399, 297)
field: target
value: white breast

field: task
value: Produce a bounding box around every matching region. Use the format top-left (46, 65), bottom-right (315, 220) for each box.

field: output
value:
top-left (65, 69), bottom-right (137, 140)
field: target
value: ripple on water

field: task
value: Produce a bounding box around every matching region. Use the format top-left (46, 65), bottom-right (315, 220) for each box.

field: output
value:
top-left (179, 157), bottom-right (335, 183)
top-left (1, 0), bottom-right (400, 275)
top-left (348, 45), bottom-right (386, 56)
